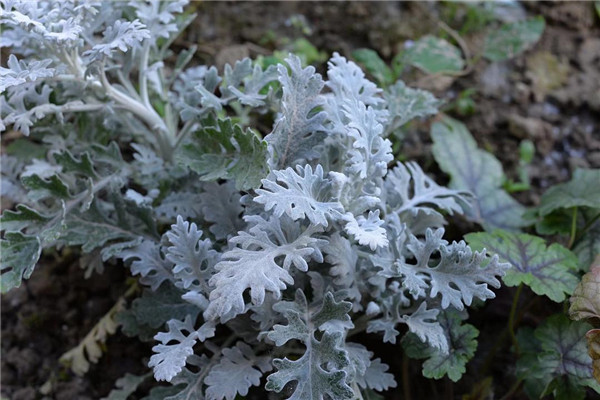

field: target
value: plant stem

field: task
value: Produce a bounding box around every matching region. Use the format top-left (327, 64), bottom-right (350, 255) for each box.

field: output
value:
top-left (508, 283), bottom-right (524, 355)
top-left (567, 206), bottom-right (578, 249)
top-left (139, 41), bottom-right (152, 110)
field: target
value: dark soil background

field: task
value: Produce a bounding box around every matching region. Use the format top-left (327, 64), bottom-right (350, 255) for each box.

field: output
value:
top-left (2, 2), bottom-right (599, 399)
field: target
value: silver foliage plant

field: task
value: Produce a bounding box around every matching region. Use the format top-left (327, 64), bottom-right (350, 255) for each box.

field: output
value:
top-left (0, 1), bottom-right (510, 398)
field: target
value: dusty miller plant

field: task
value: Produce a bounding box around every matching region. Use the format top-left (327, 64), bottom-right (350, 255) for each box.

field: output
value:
top-left (0, 1), bottom-right (509, 398)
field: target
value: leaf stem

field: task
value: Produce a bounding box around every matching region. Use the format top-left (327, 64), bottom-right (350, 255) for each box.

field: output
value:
top-left (508, 283), bottom-right (523, 355)
top-left (567, 206), bottom-right (578, 249)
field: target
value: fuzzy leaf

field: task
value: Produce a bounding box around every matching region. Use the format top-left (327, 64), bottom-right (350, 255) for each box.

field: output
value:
top-left (384, 80), bottom-right (441, 132)
top-left (149, 316), bottom-right (215, 382)
top-left (83, 19), bottom-right (151, 61)
top-left (199, 181), bottom-right (244, 240)
top-left (255, 164), bottom-right (344, 227)
top-left (121, 240), bottom-right (174, 291)
top-left (517, 314), bottom-right (600, 399)
top-left (0, 54), bottom-right (55, 92)
top-left (155, 191), bottom-right (203, 221)
top-left (431, 117), bottom-right (526, 231)
top-left (118, 284), bottom-right (199, 339)
top-left (266, 291), bottom-right (354, 399)
top-left (162, 355), bottom-right (211, 400)
top-left (342, 99), bottom-right (393, 181)
top-left (484, 16), bottom-right (545, 62)
top-left (569, 256), bottom-right (600, 321)
top-left (178, 118), bottom-right (268, 190)
top-left (401, 302), bottom-right (448, 354)
top-left (205, 342), bottom-right (272, 400)
top-left (406, 36), bottom-right (465, 74)
top-left (466, 230), bottom-right (579, 302)
top-left (53, 151), bottom-right (97, 178)
top-left (358, 358), bottom-right (396, 392)
top-left (396, 228), bottom-right (508, 310)
top-left (0, 232), bottom-right (41, 293)
top-left (166, 216), bottom-right (218, 292)
top-left (402, 310), bottom-right (478, 382)
top-left (266, 54), bottom-right (328, 169)
top-left (1, 204), bottom-right (51, 232)
top-left (21, 173), bottom-right (71, 200)
top-left (345, 210), bottom-right (389, 251)
top-left (204, 216), bottom-right (326, 321)
top-left (384, 161), bottom-right (470, 218)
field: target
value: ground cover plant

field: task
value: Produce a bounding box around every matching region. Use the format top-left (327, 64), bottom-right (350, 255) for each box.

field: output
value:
top-left (1, 1), bottom-right (599, 399)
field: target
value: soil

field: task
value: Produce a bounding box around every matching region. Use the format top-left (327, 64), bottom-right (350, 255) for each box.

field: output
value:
top-left (2, 2), bottom-right (599, 399)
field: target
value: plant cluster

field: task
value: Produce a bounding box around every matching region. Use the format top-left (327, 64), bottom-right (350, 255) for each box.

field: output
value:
top-left (1, 1), bottom-right (598, 399)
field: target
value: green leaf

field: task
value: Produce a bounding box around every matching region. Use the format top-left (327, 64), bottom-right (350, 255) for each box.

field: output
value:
top-left (1, 204), bottom-right (51, 232)
top-left (466, 230), bottom-right (579, 302)
top-left (431, 117), bottom-right (527, 231)
top-left (21, 174), bottom-right (71, 200)
top-left (516, 314), bottom-right (600, 399)
top-left (352, 48), bottom-right (394, 86)
top-left (131, 284), bottom-right (199, 330)
top-left (569, 256), bottom-right (600, 321)
top-left (177, 118), bottom-right (268, 190)
top-left (406, 35), bottom-right (465, 74)
top-left (483, 16), bottom-right (546, 62)
top-left (536, 169), bottom-right (600, 216)
top-left (402, 310), bottom-right (478, 382)
top-left (533, 207), bottom-right (572, 235)
top-left (54, 151), bottom-right (97, 178)
top-left (0, 232), bottom-right (41, 293)
top-left (5, 138), bottom-right (47, 160)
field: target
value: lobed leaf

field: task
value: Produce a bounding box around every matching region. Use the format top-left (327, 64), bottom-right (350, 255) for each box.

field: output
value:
top-left (204, 342), bottom-right (272, 400)
top-left (177, 118), bottom-right (268, 190)
top-left (204, 216), bottom-right (326, 321)
top-left (266, 291), bottom-right (354, 399)
top-left (466, 230), bottom-right (579, 302)
top-left (255, 164), bottom-right (344, 227)
top-left (402, 310), bottom-right (478, 382)
top-left (0, 232), bottom-right (41, 293)
top-left (396, 228), bottom-right (508, 310)
top-left (266, 54), bottom-right (329, 169)
top-left (517, 314), bottom-right (600, 399)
